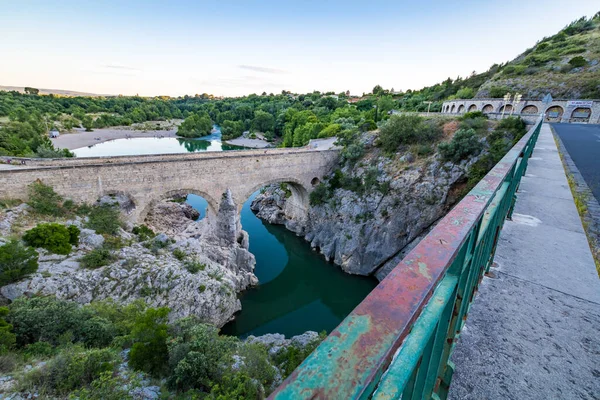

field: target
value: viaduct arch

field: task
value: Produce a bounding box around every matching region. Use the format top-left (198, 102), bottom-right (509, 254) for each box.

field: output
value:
top-left (0, 149), bottom-right (340, 224)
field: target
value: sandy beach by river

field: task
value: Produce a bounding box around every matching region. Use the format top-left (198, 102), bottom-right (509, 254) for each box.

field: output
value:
top-left (51, 127), bottom-right (178, 150)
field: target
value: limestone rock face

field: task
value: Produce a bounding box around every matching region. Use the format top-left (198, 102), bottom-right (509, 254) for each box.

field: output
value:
top-left (145, 201), bottom-right (200, 236)
top-left (251, 140), bottom-right (475, 279)
top-left (0, 189), bottom-right (258, 327)
top-left (0, 203), bottom-right (29, 237)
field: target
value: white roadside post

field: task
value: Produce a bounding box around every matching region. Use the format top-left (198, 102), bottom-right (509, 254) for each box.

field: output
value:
top-left (423, 101), bottom-right (433, 116)
top-left (511, 93), bottom-right (522, 116)
top-left (502, 92), bottom-right (511, 119)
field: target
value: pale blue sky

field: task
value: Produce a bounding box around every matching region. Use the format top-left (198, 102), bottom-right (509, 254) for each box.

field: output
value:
top-left (1, 1), bottom-right (598, 97)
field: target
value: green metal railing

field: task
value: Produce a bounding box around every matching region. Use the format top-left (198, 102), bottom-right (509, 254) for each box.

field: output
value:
top-left (269, 119), bottom-right (543, 400)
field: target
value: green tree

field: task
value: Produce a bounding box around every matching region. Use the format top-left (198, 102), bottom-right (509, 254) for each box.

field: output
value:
top-left (0, 241), bottom-right (38, 286)
top-left (456, 87), bottom-right (475, 99)
top-left (378, 114), bottom-right (441, 152)
top-left (252, 110), bottom-right (275, 133)
top-left (438, 128), bottom-right (483, 163)
top-left (0, 307), bottom-right (16, 354)
top-left (377, 96), bottom-right (396, 114)
top-left (129, 307), bottom-right (170, 377)
top-left (82, 116), bottom-right (94, 132)
top-left (177, 113), bottom-right (213, 138)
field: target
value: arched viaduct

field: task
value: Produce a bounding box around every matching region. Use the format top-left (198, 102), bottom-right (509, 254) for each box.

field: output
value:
top-left (0, 149), bottom-right (340, 224)
top-left (441, 98), bottom-right (600, 124)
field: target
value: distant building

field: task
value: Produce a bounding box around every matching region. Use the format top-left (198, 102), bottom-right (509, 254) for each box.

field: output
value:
top-left (49, 129), bottom-right (60, 138)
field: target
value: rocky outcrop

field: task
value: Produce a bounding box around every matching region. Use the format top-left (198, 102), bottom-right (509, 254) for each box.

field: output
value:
top-left (251, 135), bottom-right (476, 279)
top-left (0, 190), bottom-right (257, 327)
top-left (145, 199), bottom-right (200, 236)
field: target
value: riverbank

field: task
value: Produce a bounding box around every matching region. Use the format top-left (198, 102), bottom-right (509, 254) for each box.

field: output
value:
top-left (51, 127), bottom-right (179, 150)
top-left (224, 137), bottom-right (272, 148)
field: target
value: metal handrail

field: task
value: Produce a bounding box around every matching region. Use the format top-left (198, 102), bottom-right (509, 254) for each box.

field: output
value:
top-left (269, 118), bottom-right (543, 400)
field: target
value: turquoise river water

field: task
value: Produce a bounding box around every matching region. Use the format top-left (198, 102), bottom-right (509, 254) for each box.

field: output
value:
top-left (73, 127), bottom-right (377, 338)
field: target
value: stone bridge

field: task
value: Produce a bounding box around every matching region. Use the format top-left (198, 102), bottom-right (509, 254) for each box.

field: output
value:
top-left (0, 148), bottom-right (340, 223)
top-left (441, 98), bottom-right (600, 123)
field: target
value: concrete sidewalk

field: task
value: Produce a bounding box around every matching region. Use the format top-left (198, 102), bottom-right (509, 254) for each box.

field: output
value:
top-left (448, 124), bottom-right (600, 400)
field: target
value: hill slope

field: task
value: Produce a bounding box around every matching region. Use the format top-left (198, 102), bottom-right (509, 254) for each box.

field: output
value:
top-left (398, 12), bottom-right (600, 111)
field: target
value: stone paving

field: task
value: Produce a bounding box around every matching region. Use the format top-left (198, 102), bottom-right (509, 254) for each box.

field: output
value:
top-left (449, 124), bottom-right (600, 400)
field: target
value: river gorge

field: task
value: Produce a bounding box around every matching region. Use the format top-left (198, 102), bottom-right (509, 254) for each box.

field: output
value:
top-left (72, 128), bottom-right (378, 338)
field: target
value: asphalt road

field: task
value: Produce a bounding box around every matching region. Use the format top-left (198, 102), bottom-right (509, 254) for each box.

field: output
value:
top-left (552, 123), bottom-right (600, 203)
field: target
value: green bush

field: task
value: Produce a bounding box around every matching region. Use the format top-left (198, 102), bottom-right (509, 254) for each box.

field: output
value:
top-left (455, 87), bottom-right (475, 99)
top-left (488, 86), bottom-right (510, 98)
top-left (132, 225), bottom-right (155, 241)
top-left (0, 240), bottom-right (38, 285)
top-left (23, 223), bottom-right (79, 255)
top-left (341, 142), bottom-right (364, 164)
top-left (0, 354), bottom-right (19, 375)
top-left (8, 297), bottom-right (116, 348)
top-left (0, 307), bottom-right (16, 354)
top-left (80, 247), bottom-right (116, 269)
top-left (460, 111), bottom-right (486, 121)
top-left (438, 128), bottom-right (483, 163)
top-left (172, 248), bottom-right (187, 261)
top-left (184, 261), bottom-right (206, 274)
top-left (568, 56), bottom-right (587, 67)
top-left (129, 307), bottom-right (170, 377)
top-left (86, 204), bottom-right (122, 235)
top-left (23, 341), bottom-right (55, 359)
top-left (378, 114), bottom-right (441, 152)
top-left (72, 371), bottom-right (132, 400)
top-left (309, 183), bottom-right (329, 206)
top-left (272, 332), bottom-right (325, 377)
top-left (27, 182), bottom-right (64, 216)
top-left (209, 372), bottom-right (262, 399)
top-left (25, 346), bottom-right (118, 394)
top-left (168, 323), bottom-right (238, 392)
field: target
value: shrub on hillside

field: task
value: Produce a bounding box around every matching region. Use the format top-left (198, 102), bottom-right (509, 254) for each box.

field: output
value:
top-left (488, 86), bottom-right (510, 98)
top-left (0, 240), bottom-right (38, 285)
top-left (456, 87), bottom-right (475, 99)
top-left (80, 247), bottom-right (116, 269)
top-left (568, 56), bottom-right (587, 68)
top-left (8, 297), bottom-right (116, 348)
top-left (167, 322), bottom-right (238, 392)
top-left (24, 346), bottom-right (118, 394)
top-left (460, 111), bottom-right (486, 121)
top-left (86, 204), bottom-right (122, 235)
top-left (27, 181), bottom-right (63, 216)
top-left (438, 128), bottom-right (483, 163)
top-left (378, 114), bottom-right (442, 152)
top-left (309, 183), bottom-right (329, 206)
top-left (0, 307), bottom-right (16, 354)
top-left (132, 225), bottom-right (155, 241)
top-left (23, 223), bottom-right (79, 255)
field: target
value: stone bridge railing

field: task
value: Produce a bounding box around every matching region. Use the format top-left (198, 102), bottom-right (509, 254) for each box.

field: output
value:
top-left (269, 120), bottom-right (543, 399)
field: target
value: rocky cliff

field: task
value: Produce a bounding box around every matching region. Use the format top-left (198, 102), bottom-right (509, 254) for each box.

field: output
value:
top-left (251, 132), bottom-right (474, 279)
top-left (0, 190), bottom-right (257, 327)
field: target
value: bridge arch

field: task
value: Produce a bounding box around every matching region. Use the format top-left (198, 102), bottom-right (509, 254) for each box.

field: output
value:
top-left (497, 104), bottom-right (513, 114)
top-left (468, 104), bottom-right (478, 112)
top-left (457, 105), bottom-right (465, 114)
top-left (545, 105), bottom-right (564, 122)
top-left (137, 188), bottom-right (220, 224)
top-left (570, 107), bottom-right (591, 123)
top-left (520, 105), bottom-right (538, 114)
top-left (482, 104), bottom-right (494, 114)
top-left (450, 104), bottom-right (456, 113)
top-left (239, 177), bottom-right (311, 222)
